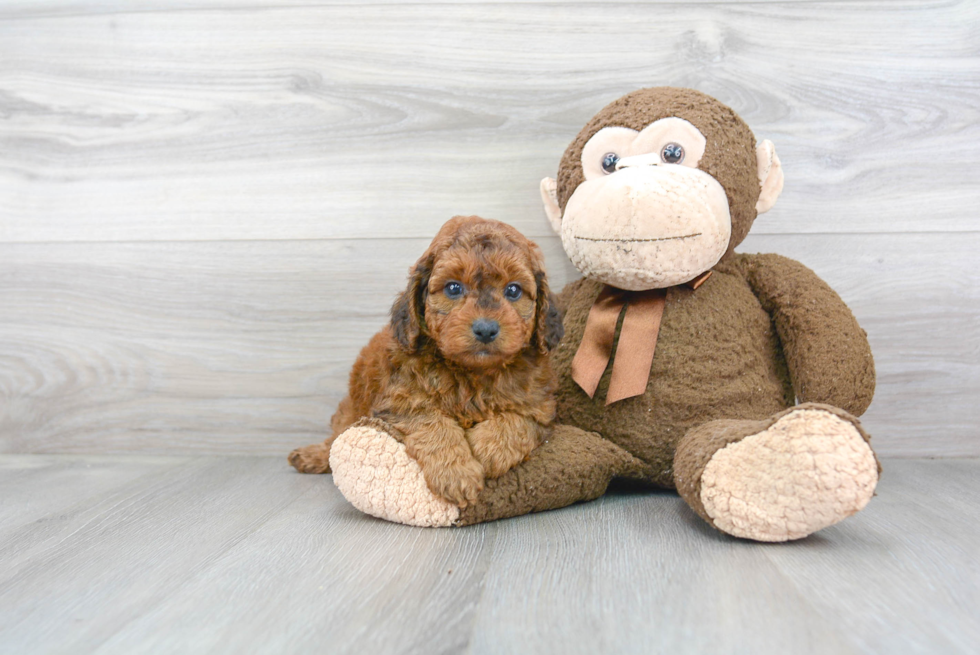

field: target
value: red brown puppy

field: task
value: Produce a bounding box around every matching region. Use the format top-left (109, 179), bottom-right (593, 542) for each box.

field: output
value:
top-left (288, 216), bottom-right (563, 507)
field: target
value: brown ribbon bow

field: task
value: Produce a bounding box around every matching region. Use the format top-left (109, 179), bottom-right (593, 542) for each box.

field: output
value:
top-left (571, 272), bottom-right (711, 405)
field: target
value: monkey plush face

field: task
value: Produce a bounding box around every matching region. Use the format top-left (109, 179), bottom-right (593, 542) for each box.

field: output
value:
top-left (541, 87), bottom-right (784, 291)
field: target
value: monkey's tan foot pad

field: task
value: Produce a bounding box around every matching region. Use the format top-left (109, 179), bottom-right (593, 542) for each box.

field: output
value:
top-left (699, 408), bottom-right (878, 542)
top-left (329, 424), bottom-right (459, 527)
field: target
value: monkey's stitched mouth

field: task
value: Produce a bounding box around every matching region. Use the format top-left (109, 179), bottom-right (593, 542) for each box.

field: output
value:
top-left (574, 233), bottom-right (702, 243)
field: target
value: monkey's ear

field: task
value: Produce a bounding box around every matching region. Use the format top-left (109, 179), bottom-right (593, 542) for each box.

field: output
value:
top-left (755, 139), bottom-right (784, 214)
top-left (532, 271), bottom-right (565, 353)
top-left (540, 177), bottom-right (562, 234)
top-left (390, 259), bottom-right (431, 352)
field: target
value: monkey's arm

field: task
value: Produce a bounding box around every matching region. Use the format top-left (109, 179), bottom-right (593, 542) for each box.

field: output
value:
top-left (739, 253), bottom-right (875, 416)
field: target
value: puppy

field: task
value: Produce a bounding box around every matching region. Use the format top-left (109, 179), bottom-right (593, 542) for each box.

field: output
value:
top-left (288, 216), bottom-right (564, 507)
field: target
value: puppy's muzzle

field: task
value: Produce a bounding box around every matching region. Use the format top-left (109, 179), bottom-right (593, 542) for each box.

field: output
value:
top-left (471, 318), bottom-right (500, 344)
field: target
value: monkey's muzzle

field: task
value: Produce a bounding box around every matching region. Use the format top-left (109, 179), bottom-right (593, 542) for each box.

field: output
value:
top-left (560, 165), bottom-right (732, 290)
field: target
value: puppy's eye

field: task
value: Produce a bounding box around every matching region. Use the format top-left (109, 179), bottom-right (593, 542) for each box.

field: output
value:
top-left (444, 281), bottom-right (464, 299)
top-left (504, 283), bottom-right (522, 301)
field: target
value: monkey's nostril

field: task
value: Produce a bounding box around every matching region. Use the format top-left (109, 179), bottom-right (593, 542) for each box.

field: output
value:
top-left (472, 318), bottom-right (500, 344)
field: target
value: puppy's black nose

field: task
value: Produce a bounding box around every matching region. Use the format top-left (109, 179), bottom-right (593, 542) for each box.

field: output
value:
top-left (472, 318), bottom-right (500, 344)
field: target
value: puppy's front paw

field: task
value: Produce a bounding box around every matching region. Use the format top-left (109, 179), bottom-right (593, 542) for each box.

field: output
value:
top-left (467, 418), bottom-right (538, 479)
top-left (288, 443), bottom-right (332, 474)
top-left (421, 456), bottom-right (485, 508)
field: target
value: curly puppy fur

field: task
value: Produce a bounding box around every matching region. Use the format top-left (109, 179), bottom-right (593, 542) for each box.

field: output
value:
top-left (288, 216), bottom-right (564, 507)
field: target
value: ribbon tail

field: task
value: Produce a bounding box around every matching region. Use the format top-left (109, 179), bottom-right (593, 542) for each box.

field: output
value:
top-left (571, 286), bottom-right (625, 398)
top-left (606, 289), bottom-right (666, 405)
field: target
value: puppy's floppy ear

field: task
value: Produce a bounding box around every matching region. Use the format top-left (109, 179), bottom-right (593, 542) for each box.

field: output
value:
top-left (532, 269), bottom-right (564, 353)
top-left (391, 254), bottom-right (433, 353)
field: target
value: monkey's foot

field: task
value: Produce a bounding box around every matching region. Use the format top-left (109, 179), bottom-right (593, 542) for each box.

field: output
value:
top-left (680, 405), bottom-right (879, 542)
top-left (329, 420), bottom-right (459, 528)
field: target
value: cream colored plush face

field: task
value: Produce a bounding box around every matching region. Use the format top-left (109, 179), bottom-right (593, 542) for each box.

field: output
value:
top-left (555, 118), bottom-right (731, 290)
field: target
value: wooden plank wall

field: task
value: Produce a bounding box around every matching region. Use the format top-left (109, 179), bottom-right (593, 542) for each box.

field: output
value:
top-left (1, 1), bottom-right (977, 457)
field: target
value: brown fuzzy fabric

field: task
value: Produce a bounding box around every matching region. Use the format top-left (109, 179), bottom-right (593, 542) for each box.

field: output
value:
top-left (455, 424), bottom-right (645, 526)
top-left (549, 254), bottom-right (875, 489)
top-left (736, 254), bottom-right (876, 415)
top-left (556, 87), bottom-right (760, 258)
top-left (289, 216), bottom-right (564, 508)
top-left (551, 260), bottom-right (794, 488)
top-left (673, 403), bottom-right (880, 528)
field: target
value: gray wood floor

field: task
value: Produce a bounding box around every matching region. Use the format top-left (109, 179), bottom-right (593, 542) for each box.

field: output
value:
top-left (1, 455), bottom-right (977, 655)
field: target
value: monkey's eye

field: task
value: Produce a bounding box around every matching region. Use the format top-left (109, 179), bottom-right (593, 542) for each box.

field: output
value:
top-left (504, 283), bottom-right (523, 301)
top-left (601, 153), bottom-right (620, 174)
top-left (444, 281), bottom-right (464, 299)
top-left (661, 143), bottom-right (685, 164)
